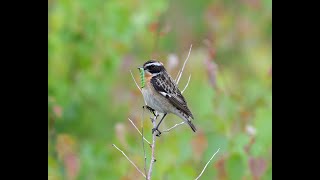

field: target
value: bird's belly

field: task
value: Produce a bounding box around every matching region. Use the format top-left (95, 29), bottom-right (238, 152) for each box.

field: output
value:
top-left (142, 88), bottom-right (169, 113)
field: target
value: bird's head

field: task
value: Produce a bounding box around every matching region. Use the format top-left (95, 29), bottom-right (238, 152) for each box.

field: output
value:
top-left (139, 60), bottom-right (166, 76)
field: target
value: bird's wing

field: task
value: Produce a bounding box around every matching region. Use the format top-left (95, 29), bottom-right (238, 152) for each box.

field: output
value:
top-left (151, 73), bottom-right (194, 119)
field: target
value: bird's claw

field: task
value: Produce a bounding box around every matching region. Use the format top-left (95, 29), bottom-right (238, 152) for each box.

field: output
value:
top-left (143, 105), bottom-right (157, 117)
top-left (152, 128), bottom-right (162, 137)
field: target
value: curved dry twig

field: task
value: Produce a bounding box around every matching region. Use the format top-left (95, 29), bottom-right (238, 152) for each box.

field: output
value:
top-left (112, 144), bottom-right (146, 178)
top-left (181, 74), bottom-right (191, 94)
top-left (162, 121), bottom-right (185, 133)
top-left (176, 44), bottom-right (192, 84)
top-left (195, 148), bottom-right (220, 180)
top-left (128, 118), bottom-right (151, 146)
top-left (175, 70), bottom-right (181, 83)
top-left (130, 70), bottom-right (142, 93)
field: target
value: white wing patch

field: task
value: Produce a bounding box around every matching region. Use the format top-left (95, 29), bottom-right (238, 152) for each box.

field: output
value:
top-left (159, 91), bottom-right (171, 97)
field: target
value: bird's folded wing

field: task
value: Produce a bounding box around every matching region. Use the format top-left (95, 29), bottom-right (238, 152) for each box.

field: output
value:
top-left (151, 77), bottom-right (194, 119)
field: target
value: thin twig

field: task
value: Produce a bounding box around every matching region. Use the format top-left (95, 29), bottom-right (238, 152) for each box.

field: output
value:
top-left (162, 121), bottom-right (185, 133)
top-left (141, 108), bottom-right (147, 179)
top-left (147, 116), bottom-right (157, 179)
top-left (128, 118), bottom-right (151, 146)
top-left (176, 44), bottom-right (192, 84)
top-left (112, 144), bottom-right (146, 178)
top-left (181, 74), bottom-right (191, 94)
top-left (195, 148), bottom-right (220, 180)
top-left (130, 70), bottom-right (142, 93)
top-left (175, 70), bottom-right (181, 83)
top-left (141, 128), bottom-right (147, 179)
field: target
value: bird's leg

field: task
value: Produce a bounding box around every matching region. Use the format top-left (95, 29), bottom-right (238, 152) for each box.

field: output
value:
top-left (152, 113), bottom-right (167, 137)
top-left (143, 105), bottom-right (157, 117)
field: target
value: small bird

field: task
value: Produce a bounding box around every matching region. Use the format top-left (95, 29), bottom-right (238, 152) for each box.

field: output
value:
top-left (139, 60), bottom-right (196, 136)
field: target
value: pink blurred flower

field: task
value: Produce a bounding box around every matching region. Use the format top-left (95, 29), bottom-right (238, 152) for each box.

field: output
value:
top-left (53, 105), bottom-right (62, 118)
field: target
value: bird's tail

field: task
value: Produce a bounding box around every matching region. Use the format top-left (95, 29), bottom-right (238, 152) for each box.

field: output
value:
top-left (187, 120), bottom-right (197, 132)
top-left (176, 112), bottom-right (197, 132)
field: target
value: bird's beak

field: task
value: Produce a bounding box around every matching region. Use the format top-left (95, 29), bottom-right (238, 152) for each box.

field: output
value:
top-left (137, 66), bottom-right (143, 70)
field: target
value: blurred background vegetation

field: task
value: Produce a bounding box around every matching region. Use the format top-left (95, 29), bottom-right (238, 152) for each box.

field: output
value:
top-left (48, 0), bottom-right (272, 179)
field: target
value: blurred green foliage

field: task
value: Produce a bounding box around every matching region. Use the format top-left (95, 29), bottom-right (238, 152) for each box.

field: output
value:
top-left (49, 0), bottom-right (272, 179)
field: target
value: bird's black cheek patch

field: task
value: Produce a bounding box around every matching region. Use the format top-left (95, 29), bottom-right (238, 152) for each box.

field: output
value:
top-left (149, 66), bottom-right (161, 73)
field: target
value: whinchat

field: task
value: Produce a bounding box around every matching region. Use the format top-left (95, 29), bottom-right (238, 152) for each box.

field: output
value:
top-left (139, 60), bottom-right (196, 136)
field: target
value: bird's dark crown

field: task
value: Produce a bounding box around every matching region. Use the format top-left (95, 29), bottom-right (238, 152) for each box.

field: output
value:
top-left (143, 60), bottom-right (165, 74)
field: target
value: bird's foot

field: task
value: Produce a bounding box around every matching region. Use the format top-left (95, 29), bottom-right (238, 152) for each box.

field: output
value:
top-left (152, 128), bottom-right (162, 137)
top-left (143, 105), bottom-right (157, 117)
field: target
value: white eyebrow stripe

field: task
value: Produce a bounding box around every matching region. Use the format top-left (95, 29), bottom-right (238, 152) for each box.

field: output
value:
top-left (152, 72), bottom-right (161, 76)
top-left (145, 62), bottom-right (162, 67)
top-left (159, 91), bottom-right (171, 97)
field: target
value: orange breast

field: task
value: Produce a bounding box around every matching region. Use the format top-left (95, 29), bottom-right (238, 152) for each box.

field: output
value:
top-left (144, 72), bottom-right (154, 90)
top-left (144, 72), bottom-right (153, 83)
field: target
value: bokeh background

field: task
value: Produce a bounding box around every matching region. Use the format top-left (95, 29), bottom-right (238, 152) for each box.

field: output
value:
top-left (48, 0), bottom-right (272, 179)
